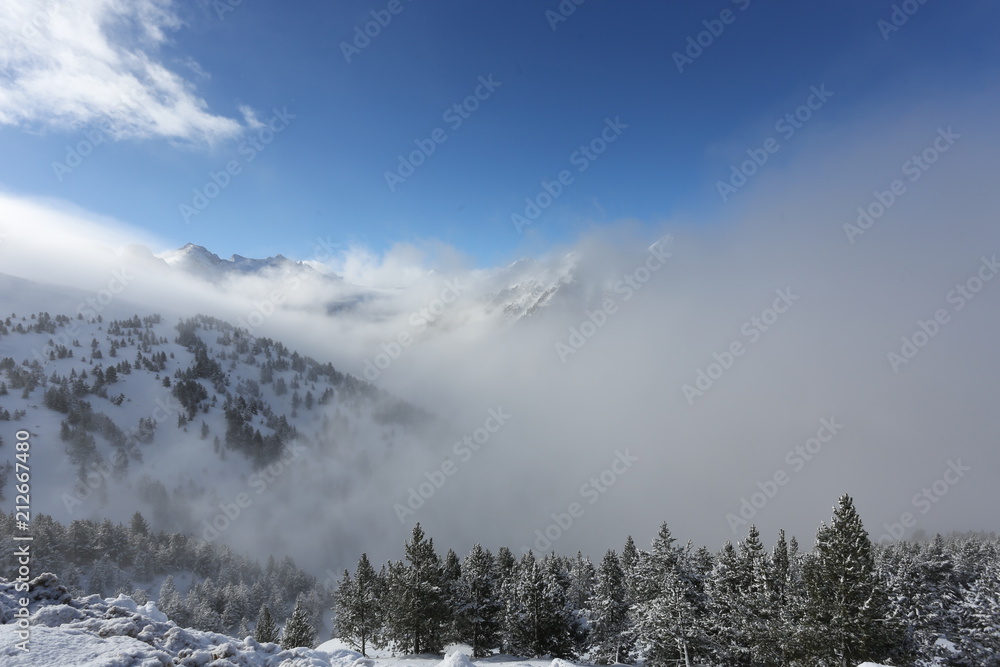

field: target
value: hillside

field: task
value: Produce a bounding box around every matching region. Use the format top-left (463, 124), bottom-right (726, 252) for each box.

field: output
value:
top-left (0, 305), bottom-right (433, 564)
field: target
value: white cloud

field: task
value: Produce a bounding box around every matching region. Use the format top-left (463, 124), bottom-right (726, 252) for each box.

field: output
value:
top-left (0, 0), bottom-right (243, 144)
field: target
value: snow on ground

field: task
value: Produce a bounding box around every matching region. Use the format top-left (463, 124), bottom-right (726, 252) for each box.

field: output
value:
top-left (2, 574), bottom-right (594, 667)
top-left (1, 574), bottom-right (339, 666)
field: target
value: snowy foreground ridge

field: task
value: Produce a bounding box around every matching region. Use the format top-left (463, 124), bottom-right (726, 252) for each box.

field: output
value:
top-left (0, 574), bottom-right (893, 667)
top-left (0, 573), bottom-right (346, 666)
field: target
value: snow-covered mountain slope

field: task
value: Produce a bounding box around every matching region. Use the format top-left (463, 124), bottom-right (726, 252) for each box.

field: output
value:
top-left (0, 300), bottom-right (437, 569)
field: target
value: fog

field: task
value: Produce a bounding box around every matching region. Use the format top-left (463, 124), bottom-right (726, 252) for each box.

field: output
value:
top-left (1, 84), bottom-right (998, 576)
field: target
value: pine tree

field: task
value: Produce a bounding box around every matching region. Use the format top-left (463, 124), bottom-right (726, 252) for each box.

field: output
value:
top-left (281, 597), bottom-right (316, 649)
top-left (383, 523), bottom-right (450, 654)
top-left (454, 544), bottom-right (501, 657)
top-left (621, 535), bottom-right (640, 605)
top-left (758, 528), bottom-right (802, 664)
top-left (567, 551), bottom-right (595, 652)
top-left (494, 546), bottom-right (519, 653)
top-left (129, 511), bottom-right (149, 536)
top-left (801, 494), bottom-right (896, 666)
top-left (589, 549), bottom-right (633, 664)
top-left (442, 548), bottom-right (463, 643)
top-left (255, 604), bottom-right (278, 644)
top-left (737, 525), bottom-right (771, 663)
top-left (335, 553), bottom-right (383, 656)
top-left (634, 523), bottom-right (707, 667)
top-left (505, 552), bottom-right (575, 659)
top-left (158, 575), bottom-right (188, 626)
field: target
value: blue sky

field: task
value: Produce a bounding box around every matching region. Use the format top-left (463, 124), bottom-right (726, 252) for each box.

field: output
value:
top-left (1, 0), bottom-right (997, 269)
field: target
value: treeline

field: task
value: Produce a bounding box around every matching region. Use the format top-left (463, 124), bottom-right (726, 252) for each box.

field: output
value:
top-left (334, 496), bottom-right (1000, 666)
top-left (0, 511), bottom-right (326, 638)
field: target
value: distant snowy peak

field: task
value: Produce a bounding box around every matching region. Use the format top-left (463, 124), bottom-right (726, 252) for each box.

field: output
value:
top-left (157, 243), bottom-right (338, 283)
top-left (158, 243), bottom-right (226, 273)
top-left (487, 252), bottom-right (580, 322)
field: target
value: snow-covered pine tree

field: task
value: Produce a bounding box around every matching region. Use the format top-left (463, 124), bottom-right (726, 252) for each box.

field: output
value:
top-left (620, 536), bottom-right (639, 605)
top-left (281, 597), bottom-right (316, 649)
top-left (254, 604), bottom-right (278, 643)
top-left (157, 575), bottom-right (189, 627)
top-left (383, 523), bottom-right (449, 654)
top-left (589, 549), bottom-right (634, 664)
top-left (567, 551), bottom-right (595, 652)
top-left (758, 528), bottom-right (803, 664)
top-left (634, 523), bottom-right (708, 667)
top-left (494, 545), bottom-right (519, 654)
top-left (454, 544), bottom-right (501, 657)
top-left (335, 553), bottom-right (383, 656)
top-left (953, 547), bottom-right (1000, 663)
top-left (737, 525), bottom-right (772, 664)
top-left (801, 494), bottom-right (896, 666)
top-left (442, 548), bottom-right (463, 644)
top-left (506, 551), bottom-right (576, 658)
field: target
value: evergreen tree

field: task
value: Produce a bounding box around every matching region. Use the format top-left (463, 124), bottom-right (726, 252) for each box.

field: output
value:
top-left (158, 575), bottom-right (188, 626)
top-left (567, 551), bottom-right (595, 652)
top-left (801, 494), bottom-right (896, 666)
top-left (129, 511), bottom-right (149, 536)
top-left (335, 553), bottom-right (383, 656)
top-left (634, 523), bottom-right (708, 667)
top-left (759, 529), bottom-right (802, 664)
top-left (442, 548), bottom-right (463, 643)
top-left (255, 604), bottom-right (278, 644)
top-left (383, 523), bottom-right (450, 654)
top-left (494, 546), bottom-right (518, 653)
top-left (281, 597), bottom-right (316, 649)
top-left (621, 536), bottom-right (640, 605)
top-left (454, 544), bottom-right (501, 657)
top-left (506, 551), bottom-right (575, 658)
top-left (589, 549), bottom-right (633, 664)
